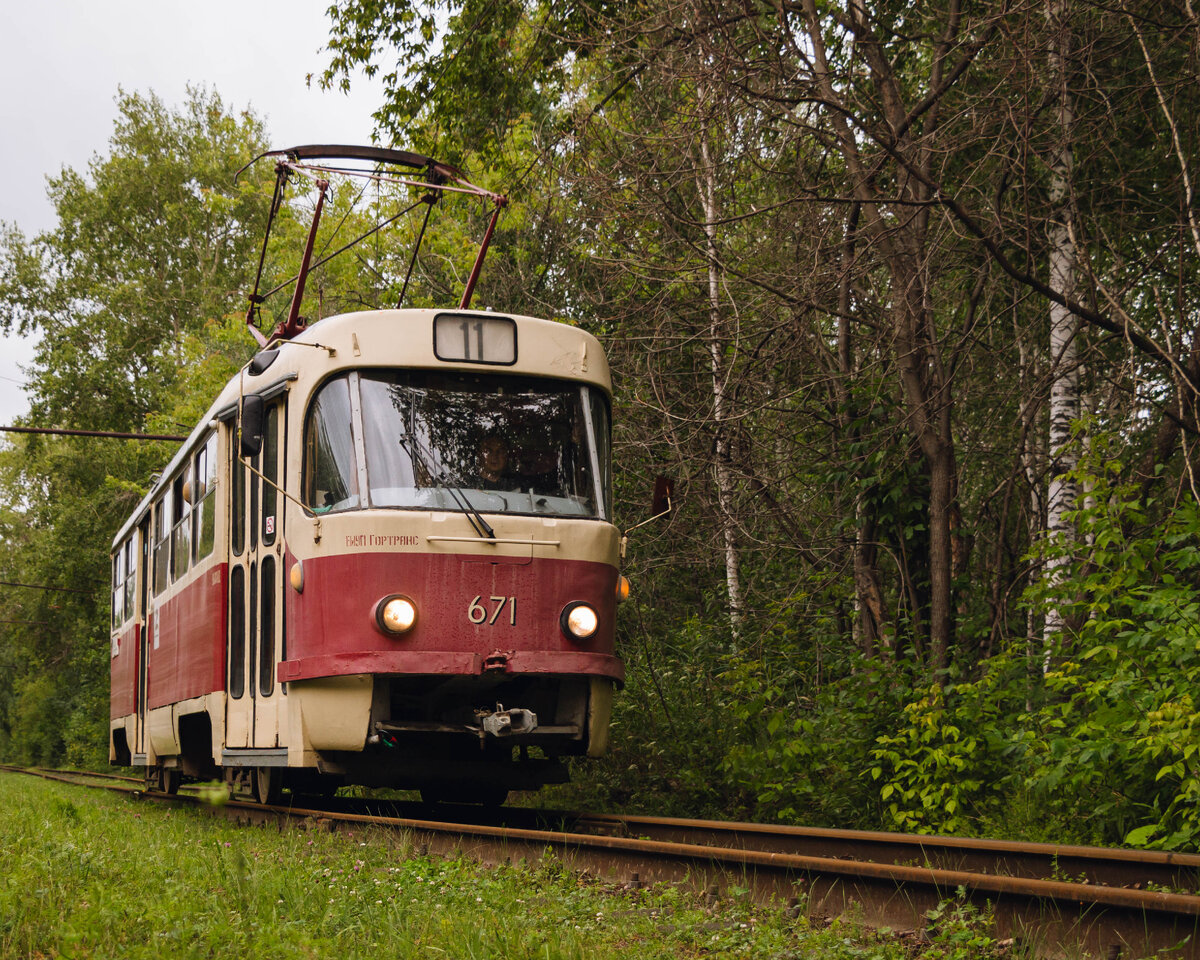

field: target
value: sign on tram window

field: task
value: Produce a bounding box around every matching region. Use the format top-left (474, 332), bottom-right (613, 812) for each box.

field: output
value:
top-left (433, 313), bottom-right (517, 365)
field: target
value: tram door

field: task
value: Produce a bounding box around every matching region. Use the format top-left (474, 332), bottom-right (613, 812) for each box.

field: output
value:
top-left (135, 518), bottom-right (150, 755)
top-left (226, 399), bottom-right (287, 749)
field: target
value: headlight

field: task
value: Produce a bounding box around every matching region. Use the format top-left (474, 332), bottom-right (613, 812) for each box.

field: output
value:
top-left (376, 595), bottom-right (417, 634)
top-left (560, 601), bottom-right (599, 640)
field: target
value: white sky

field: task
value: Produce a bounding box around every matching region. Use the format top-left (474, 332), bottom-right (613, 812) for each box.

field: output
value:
top-left (0, 0), bottom-right (388, 426)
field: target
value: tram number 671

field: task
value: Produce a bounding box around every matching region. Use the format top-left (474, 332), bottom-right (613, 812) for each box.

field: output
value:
top-left (468, 595), bottom-right (516, 626)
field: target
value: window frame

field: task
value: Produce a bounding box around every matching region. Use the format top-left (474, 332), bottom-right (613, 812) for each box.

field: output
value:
top-left (111, 549), bottom-right (124, 629)
top-left (152, 496), bottom-right (170, 597)
top-left (111, 537), bottom-right (138, 629)
top-left (170, 472), bottom-right (191, 582)
top-left (122, 538), bottom-right (136, 623)
top-left (302, 374), bottom-right (360, 514)
top-left (192, 432), bottom-right (218, 562)
top-left (303, 369), bottom-right (612, 521)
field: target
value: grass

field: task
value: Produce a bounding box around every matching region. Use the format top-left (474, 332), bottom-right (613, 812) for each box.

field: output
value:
top-left (0, 773), bottom-right (1009, 959)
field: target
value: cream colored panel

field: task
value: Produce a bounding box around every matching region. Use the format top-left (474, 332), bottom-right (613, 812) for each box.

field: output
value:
top-left (586, 677), bottom-right (614, 758)
top-left (175, 695), bottom-right (206, 715)
top-left (205, 693), bottom-right (226, 759)
top-left (226, 691), bottom-right (250, 749)
top-left (293, 675), bottom-right (373, 752)
top-left (532, 518), bottom-right (619, 564)
top-left (284, 694), bottom-right (320, 768)
top-left (148, 705), bottom-right (180, 756)
top-left (109, 718), bottom-right (133, 764)
top-left (292, 512), bottom-right (619, 567)
top-left (254, 694), bottom-right (282, 748)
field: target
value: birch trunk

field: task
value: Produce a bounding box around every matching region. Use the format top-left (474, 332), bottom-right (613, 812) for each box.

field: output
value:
top-left (1042, 0), bottom-right (1079, 667)
top-left (697, 102), bottom-right (744, 643)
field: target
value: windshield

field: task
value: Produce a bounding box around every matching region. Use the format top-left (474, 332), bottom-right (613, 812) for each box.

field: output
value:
top-left (304, 370), bottom-right (611, 520)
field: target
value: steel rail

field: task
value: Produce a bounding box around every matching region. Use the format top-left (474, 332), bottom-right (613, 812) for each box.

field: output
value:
top-left (216, 798), bottom-right (1200, 958)
top-left (4, 766), bottom-right (1199, 957)
top-left (554, 810), bottom-right (1200, 892)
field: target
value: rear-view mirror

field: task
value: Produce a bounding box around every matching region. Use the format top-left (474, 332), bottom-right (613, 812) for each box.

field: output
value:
top-left (240, 394), bottom-right (265, 458)
top-left (651, 476), bottom-right (674, 516)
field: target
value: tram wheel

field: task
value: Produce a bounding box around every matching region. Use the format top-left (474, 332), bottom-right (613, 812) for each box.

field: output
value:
top-left (252, 766), bottom-right (282, 805)
top-left (161, 768), bottom-right (181, 795)
top-left (146, 766), bottom-right (181, 794)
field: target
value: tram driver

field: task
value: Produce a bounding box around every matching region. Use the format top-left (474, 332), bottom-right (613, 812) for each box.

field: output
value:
top-left (470, 432), bottom-right (519, 490)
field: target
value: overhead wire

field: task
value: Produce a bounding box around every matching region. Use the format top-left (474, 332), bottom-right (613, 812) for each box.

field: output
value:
top-left (0, 580), bottom-right (94, 595)
top-left (0, 425), bottom-right (186, 441)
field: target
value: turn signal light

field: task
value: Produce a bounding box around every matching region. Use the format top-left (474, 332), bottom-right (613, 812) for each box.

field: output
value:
top-left (615, 575), bottom-right (630, 604)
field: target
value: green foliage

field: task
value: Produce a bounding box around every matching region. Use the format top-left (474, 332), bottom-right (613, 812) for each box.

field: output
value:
top-left (1, 87), bottom-right (272, 429)
top-left (0, 89), bottom-right (273, 770)
top-left (546, 615), bottom-right (748, 818)
top-left (721, 657), bottom-right (908, 828)
top-left (7, 676), bottom-right (65, 766)
top-left (870, 440), bottom-right (1200, 849)
top-left (322, 0), bottom-right (609, 163)
top-left (1021, 449), bottom-right (1200, 850)
top-left (869, 663), bottom-right (1028, 836)
top-left (921, 895), bottom-right (1009, 960)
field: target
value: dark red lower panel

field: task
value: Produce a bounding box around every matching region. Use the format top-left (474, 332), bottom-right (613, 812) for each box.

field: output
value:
top-left (146, 563), bottom-right (227, 710)
top-left (282, 551), bottom-right (623, 683)
top-left (109, 623), bottom-right (139, 719)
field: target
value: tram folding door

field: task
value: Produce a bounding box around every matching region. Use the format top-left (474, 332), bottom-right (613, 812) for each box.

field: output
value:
top-left (135, 518), bottom-right (150, 757)
top-left (226, 399), bottom-right (287, 749)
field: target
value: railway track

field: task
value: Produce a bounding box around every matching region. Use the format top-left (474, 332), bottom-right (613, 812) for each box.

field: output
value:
top-left (6, 765), bottom-right (1199, 958)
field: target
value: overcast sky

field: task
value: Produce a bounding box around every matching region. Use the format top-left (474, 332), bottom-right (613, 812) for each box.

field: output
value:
top-left (0, 0), bottom-right (388, 426)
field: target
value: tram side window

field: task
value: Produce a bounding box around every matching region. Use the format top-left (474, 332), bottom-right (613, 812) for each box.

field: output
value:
top-left (587, 390), bottom-right (613, 521)
top-left (152, 497), bottom-right (170, 596)
top-left (123, 538), bottom-right (136, 622)
top-left (303, 377), bottom-right (359, 512)
top-left (171, 473), bottom-right (191, 581)
top-left (193, 433), bottom-right (217, 561)
top-left (111, 550), bottom-right (124, 629)
top-left (111, 538), bottom-right (136, 628)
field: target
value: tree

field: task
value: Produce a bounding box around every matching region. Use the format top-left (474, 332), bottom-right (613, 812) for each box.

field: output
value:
top-left (0, 87), bottom-right (272, 432)
top-left (1040, 0), bottom-right (1082, 666)
top-left (0, 88), bottom-right (273, 765)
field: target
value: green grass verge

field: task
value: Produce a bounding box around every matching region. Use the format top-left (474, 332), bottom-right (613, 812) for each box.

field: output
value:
top-left (0, 773), bottom-right (1005, 959)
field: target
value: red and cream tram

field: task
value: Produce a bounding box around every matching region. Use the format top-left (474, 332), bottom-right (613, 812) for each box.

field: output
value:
top-left (108, 147), bottom-right (624, 803)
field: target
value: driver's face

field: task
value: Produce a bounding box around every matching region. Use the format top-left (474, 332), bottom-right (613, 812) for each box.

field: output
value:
top-left (481, 437), bottom-right (507, 472)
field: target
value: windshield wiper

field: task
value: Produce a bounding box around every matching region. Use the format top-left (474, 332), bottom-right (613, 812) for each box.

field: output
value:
top-left (398, 434), bottom-right (495, 539)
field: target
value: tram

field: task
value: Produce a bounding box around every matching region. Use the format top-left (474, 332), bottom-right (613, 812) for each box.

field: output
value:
top-left (107, 146), bottom-right (625, 803)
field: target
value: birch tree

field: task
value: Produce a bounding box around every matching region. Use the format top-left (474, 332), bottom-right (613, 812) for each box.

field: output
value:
top-left (1041, 0), bottom-right (1080, 664)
